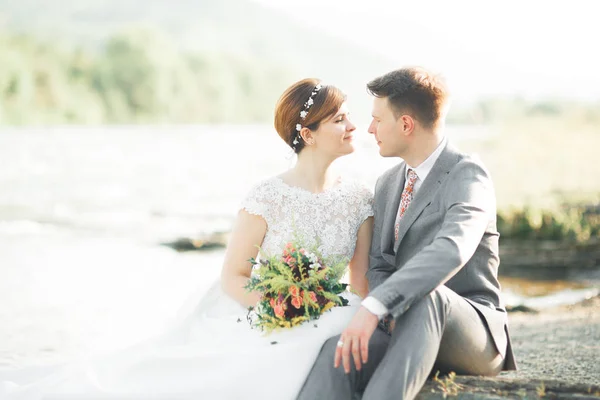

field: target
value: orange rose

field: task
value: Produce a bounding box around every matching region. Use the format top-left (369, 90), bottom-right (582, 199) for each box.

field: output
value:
top-left (285, 243), bottom-right (296, 253)
top-left (291, 296), bottom-right (303, 309)
top-left (285, 256), bottom-right (296, 266)
top-left (274, 305), bottom-right (285, 318)
top-left (308, 291), bottom-right (317, 302)
top-left (289, 285), bottom-right (300, 297)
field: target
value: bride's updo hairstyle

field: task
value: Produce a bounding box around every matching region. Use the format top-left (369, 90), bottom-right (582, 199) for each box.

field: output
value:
top-left (274, 78), bottom-right (346, 154)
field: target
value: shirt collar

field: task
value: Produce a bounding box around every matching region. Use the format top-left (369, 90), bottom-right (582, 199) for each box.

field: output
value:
top-left (405, 136), bottom-right (447, 182)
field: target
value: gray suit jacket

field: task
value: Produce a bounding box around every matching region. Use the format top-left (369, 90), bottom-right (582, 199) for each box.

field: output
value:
top-left (367, 141), bottom-right (517, 370)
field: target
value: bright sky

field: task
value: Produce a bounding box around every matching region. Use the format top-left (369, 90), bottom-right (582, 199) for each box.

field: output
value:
top-left (254, 0), bottom-right (600, 104)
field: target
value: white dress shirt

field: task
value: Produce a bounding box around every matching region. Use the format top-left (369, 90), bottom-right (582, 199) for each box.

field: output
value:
top-left (362, 137), bottom-right (448, 319)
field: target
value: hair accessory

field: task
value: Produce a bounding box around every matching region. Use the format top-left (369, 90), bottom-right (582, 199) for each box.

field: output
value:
top-left (292, 83), bottom-right (323, 149)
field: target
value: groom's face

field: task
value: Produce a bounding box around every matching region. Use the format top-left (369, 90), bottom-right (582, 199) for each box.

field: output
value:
top-left (368, 97), bottom-right (407, 158)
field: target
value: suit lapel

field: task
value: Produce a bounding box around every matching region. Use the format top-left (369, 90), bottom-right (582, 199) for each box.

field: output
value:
top-left (393, 142), bottom-right (459, 253)
top-left (381, 164), bottom-right (406, 259)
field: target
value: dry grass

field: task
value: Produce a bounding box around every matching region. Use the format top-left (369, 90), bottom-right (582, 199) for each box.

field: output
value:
top-left (457, 117), bottom-right (600, 210)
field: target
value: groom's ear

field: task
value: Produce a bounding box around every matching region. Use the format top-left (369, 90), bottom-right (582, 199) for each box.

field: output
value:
top-left (398, 115), bottom-right (415, 135)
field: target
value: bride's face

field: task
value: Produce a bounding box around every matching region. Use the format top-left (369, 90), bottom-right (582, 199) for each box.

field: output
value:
top-left (311, 102), bottom-right (356, 157)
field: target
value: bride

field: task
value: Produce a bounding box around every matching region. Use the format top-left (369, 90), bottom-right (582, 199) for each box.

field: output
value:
top-left (0, 79), bottom-right (374, 400)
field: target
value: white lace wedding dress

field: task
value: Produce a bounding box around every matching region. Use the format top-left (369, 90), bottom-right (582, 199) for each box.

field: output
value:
top-left (1, 176), bottom-right (373, 400)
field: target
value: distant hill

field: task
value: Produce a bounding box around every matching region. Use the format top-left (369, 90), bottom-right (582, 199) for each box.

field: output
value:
top-left (0, 0), bottom-right (395, 89)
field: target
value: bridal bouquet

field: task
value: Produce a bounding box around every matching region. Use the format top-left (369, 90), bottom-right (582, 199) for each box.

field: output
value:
top-left (245, 241), bottom-right (349, 333)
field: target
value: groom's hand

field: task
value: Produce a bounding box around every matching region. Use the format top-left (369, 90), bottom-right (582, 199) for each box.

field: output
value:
top-left (334, 306), bottom-right (379, 374)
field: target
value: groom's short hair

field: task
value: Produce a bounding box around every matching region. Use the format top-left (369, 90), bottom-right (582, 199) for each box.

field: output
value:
top-left (367, 67), bottom-right (448, 129)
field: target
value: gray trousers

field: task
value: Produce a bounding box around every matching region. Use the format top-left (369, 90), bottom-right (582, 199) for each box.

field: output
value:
top-left (297, 286), bottom-right (505, 400)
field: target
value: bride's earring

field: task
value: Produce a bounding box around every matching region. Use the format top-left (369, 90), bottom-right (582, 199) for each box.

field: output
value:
top-left (301, 135), bottom-right (313, 146)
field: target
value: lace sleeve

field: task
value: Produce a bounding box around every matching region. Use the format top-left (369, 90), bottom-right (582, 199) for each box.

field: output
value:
top-left (356, 183), bottom-right (374, 226)
top-left (239, 180), bottom-right (275, 226)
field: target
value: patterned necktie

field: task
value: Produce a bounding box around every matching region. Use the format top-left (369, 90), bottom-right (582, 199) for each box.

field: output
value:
top-left (394, 168), bottom-right (418, 241)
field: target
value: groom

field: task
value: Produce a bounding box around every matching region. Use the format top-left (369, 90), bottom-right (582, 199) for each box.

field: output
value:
top-left (298, 67), bottom-right (517, 400)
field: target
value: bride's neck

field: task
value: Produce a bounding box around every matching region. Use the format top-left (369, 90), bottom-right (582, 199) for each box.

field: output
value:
top-left (289, 150), bottom-right (336, 193)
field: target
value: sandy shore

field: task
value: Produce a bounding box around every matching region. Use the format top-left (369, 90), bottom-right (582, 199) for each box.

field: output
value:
top-left (502, 295), bottom-right (600, 385)
top-left (418, 295), bottom-right (600, 399)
